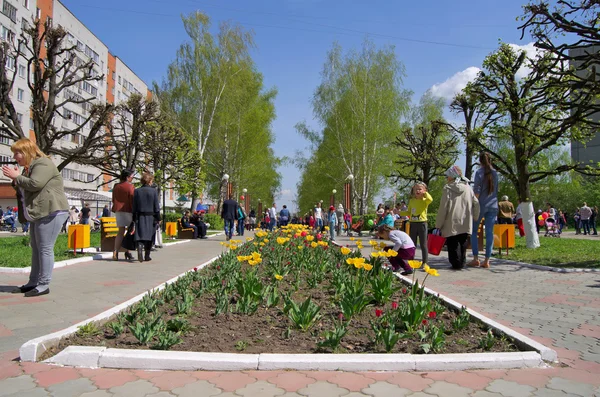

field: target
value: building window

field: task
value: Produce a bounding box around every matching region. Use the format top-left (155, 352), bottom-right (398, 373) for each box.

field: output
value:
top-left (22, 0), bottom-right (28, 9)
top-left (0, 135), bottom-right (10, 145)
top-left (112, 71), bottom-right (115, 81)
top-left (16, 112), bottom-right (22, 125)
top-left (1, 25), bottom-right (15, 42)
top-left (20, 17), bottom-right (27, 30)
top-left (118, 76), bottom-right (121, 85)
top-left (16, 88), bottom-right (23, 102)
top-left (18, 64), bottom-right (25, 78)
top-left (2, 1), bottom-right (17, 23)
top-left (35, 6), bottom-right (39, 19)
top-left (5, 55), bottom-right (15, 70)
top-left (29, 118), bottom-right (33, 129)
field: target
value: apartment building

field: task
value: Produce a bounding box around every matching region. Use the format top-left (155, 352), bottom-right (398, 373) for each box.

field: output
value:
top-left (0, 0), bottom-right (152, 211)
top-left (570, 45), bottom-right (600, 167)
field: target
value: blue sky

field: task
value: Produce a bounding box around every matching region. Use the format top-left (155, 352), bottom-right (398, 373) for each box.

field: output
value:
top-left (61, 0), bottom-right (535, 212)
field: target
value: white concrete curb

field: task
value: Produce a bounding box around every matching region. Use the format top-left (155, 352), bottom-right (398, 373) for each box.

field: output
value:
top-left (396, 273), bottom-right (558, 362)
top-left (22, 240), bottom-right (556, 371)
top-left (19, 255), bottom-right (219, 362)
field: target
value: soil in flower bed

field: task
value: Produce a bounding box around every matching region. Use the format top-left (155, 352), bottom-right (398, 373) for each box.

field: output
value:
top-left (46, 231), bottom-right (524, 357)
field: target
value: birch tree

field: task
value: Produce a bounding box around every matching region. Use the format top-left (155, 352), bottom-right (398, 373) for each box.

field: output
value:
top-left (298, 40), bottom-right (410, 214)
top-left (161, 11), bottom-right (254, 198)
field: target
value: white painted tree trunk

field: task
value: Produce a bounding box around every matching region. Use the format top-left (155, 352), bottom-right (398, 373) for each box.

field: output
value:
top-left (520, 201), bottom-right (540, 249)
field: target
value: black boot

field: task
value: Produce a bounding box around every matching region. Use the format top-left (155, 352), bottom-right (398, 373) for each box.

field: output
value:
top-left (137, 243), bottom-right (144, 262)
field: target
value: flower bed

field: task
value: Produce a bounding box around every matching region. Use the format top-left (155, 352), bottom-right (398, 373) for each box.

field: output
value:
top-left (45, 225), bottom-right (524, 358)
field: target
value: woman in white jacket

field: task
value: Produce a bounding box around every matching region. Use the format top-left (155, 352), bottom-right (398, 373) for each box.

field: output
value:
top-left (435, 166), bottom-right (480, 270)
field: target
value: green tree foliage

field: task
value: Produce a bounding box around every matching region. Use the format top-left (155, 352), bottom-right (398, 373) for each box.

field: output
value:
top-left (203, 66), bottom-right (281, 211)
top-left (296, 40), bottom-right (411, 214)
top-left (465, 43), bottom-right (598, 202)
top-left (160, 12), bottom-right (280, 209)
top-left (390, 92), bottom-right (459, 189)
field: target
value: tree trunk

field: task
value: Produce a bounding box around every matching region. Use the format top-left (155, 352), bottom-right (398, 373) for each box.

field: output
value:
top-left (521, 201), bottom-right (540, 249)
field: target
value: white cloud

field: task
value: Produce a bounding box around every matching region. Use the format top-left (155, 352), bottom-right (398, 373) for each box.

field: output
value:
top-left (429, 66), bottom-right (481, 101)
top-left (430, 42), bottom-right (543, 101)
top-left (279, 189), bottom-right (292, 197)
top-left (508, 42), bottom-right (542, 79)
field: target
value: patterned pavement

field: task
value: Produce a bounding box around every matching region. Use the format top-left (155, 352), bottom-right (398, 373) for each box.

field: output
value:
top-left (0, 231), bottom-right (599, 396)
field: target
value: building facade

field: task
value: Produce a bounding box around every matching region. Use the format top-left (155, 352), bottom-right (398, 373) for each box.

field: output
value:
top-left (570, 45), bottom-right (600, 167)
top-left (0, 0), bottom-right (152, 212)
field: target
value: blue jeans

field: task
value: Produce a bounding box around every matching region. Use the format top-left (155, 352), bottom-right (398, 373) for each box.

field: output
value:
top-left (581, 219), bottom-right (590, 235)
top-left (80, 217), bottom-right (90, 225)
top-left (315, 218), bottom-right (323, 231)
top-left (269, 218), bottom-right (276, 231)
top-left (471, 210), bottom-right (497, 259)
top-left (224, 219), bottom-right (235, 238)
top-left (28, 213), bottom-right (68, 289)
top-left (237, 219), bottom-right (245, 236)
top-left (329, 223), bottom-right (336, 240)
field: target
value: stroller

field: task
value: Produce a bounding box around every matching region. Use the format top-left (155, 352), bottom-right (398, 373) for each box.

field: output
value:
top-left (347, 218), bottom-right (364, 237)
top-left (544, 217), bottom-right (560, 237)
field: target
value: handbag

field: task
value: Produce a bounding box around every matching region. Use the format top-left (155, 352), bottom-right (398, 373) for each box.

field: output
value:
top-left (427, 229), bottom-right (446, 256)
top-left (121, 221), bottom-right (137, 251)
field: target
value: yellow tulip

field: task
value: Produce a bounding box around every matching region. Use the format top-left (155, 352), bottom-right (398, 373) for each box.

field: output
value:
top-left (385, 250), bottom-right (398, 257)
top-left (369, 240), bottom-right (378, 246)
top-left (363, 263), bottom-right (373, 271)
top-left (349, 237), bottom-right (355, 241)
top-left (426, 268), bottom-right (439, 277)
top-left (277, 237), bottom-right (287, 245)
top-left (423, 264), bottom-right (430, 272)
top-left (340, 247), bottom-right (351, 255)
top-left (310, 242), bottom-right (318, 248)
top-left (408, 260), bottom-right (423, 269)
top-left (306, 235), bottom-right (315, 242)
top-left (297, 245), bottom-right (303, 250)
top-left (264, 239), bottom-right (269, 243)
top-left (371, 252), bottom-right (380, 258)
top-left (248, 260), bottom-right (258, 266)
top-left (346, 258), bottom-right (356, 265)
top-left (275, 274), bottom-right (283, 280)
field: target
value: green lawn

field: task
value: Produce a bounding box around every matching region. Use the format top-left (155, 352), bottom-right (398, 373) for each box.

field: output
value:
top-left (0, 233), bottom-right (102, 268)
top-left (500, 236), bottom-right (600, 269)
top-left (1, 231), bottom-right (222, 268)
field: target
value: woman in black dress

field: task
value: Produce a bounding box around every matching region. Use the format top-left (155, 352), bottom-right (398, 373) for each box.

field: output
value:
top-left (132, 172), bottom-right (160, 262)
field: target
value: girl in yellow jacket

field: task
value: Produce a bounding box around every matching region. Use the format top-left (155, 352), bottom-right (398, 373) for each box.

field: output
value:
top-left (408, 182), bottom-right (433, 265)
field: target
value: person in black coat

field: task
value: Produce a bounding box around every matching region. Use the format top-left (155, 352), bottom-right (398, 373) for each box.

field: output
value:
top-left (132, 173), bottom-right (160, 262)
top-left (221, 194), bottom-right (238, 241)
top-left (182, 210), bottom-right (199, 239)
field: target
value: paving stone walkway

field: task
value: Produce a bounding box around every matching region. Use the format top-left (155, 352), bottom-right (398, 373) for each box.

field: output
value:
top-left (0, 232), bottom-right (599, 396)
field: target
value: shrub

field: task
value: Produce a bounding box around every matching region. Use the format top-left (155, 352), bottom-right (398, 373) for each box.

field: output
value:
top-left (204, 213), bottom-right (223, 230)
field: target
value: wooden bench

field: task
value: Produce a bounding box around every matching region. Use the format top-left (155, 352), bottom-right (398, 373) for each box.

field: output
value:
top-left (177, 219), bottom-right (195, 240)
top-left (100, 217), bottom-right (119, 252)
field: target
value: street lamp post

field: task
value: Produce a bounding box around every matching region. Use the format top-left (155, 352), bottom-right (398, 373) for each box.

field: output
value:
top-left (257, 199), bottom-right (263, 226)
top-left (243, 188), bottom-right (249, 213)
top-left (345, 174), bottom-right (354, 214)
top-left (330, 189), bottom-right (336, 207)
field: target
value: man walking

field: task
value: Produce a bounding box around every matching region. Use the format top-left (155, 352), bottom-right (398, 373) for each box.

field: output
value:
top-left (221, 194), bottom-right (238, 241)
top-left (269, 203), bottom-right (277, 231)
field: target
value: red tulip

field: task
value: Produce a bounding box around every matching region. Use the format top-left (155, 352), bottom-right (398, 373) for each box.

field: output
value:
top-left (391, 302), bottom-right (398, 310)
top-left (316, 233), bottom-right (322, 240)
top-left (402, 288), bottom-right (407, 294)
top-left (422, 319), bottom-right (428, 325)
top-left (375, 309), bottom-right (383, 317)
top-left (428, 311), bottom-right (437, 319)
top-left (193, 267), bottom-right (198, 272)
top-left (338, 313), bottom-right (344, 321)
top-left (301, 231), bottom-right (307, 237)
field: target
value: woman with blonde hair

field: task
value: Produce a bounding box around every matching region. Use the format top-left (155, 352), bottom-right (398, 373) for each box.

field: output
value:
top-left (2, 138), bottom-right (69, 297)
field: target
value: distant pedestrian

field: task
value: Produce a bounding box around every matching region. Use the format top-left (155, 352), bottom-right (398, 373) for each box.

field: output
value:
top-left (268, 203), bottom-right (277, 231)
top-left (79, 203), bottom-right (91, 225)
top-left (313, 202), bottom-right (323, 231)
top-left (102, 204), bottom-right (111, 218)
top-left (573, 208), bottom-right (581, 235)
top-left (279, 205), bottom-right (290, 227)
top-left (497, 195), bottom-right (515, 224)
top-left (580, 202), bottom-right (592, 235)
top-left (591, 206), bottom-right (598, 235)
top-left (112, 169), bottom-right (135, 261)
top-left (221, 194), bottom-right (239, 240)
top-left (131, 172), bottom-right (160, 262)
top-left (408, 181), bottom-right (433, 266)
top-left (327, 205), bottom-right (337, 241)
